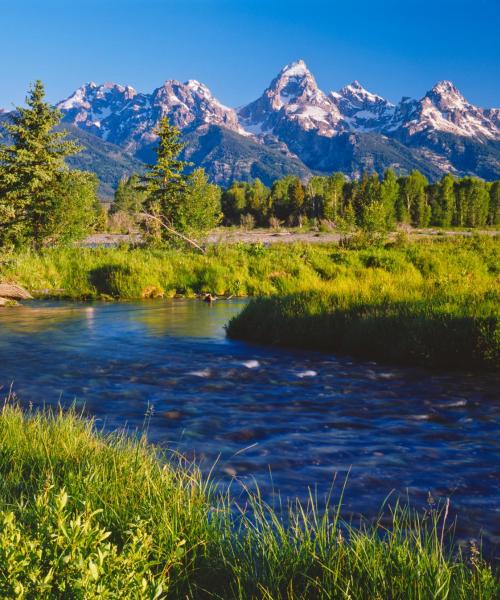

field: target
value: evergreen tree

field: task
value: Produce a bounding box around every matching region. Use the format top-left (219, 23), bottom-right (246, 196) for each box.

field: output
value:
top-left (140, 117), bottom-right (191, 238)
top-left (111, 174), bottom-right (145, 215)
top-left (0, 80), bottom-right (81, 247)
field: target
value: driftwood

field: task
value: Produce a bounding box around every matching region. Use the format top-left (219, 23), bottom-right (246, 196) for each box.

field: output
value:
top-left (0, 283), bottom-right (33, 300)
top-left (139, 213), bottom-right (206, 254)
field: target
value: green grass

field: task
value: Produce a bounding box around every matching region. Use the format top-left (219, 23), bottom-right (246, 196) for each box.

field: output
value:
top-left (227, 292), bottom-right (499, 370)
top-left (0, 402), bottom-right (497, 599)
top-left (1, 235), bottom-right (499, 368)
top-left (224, 237), bottom-right (499, 369)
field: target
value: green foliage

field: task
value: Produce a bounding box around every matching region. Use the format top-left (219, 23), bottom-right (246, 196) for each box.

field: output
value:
top-left (0, 81), bottom-right (99, 248)
top-left (218, 169), bottom-right (498, 232)
top-left (178, 168), bottom-right (222, 234)
top-left (3, 237), bottom-right (499, 369)
top-left (454, 177), bottom-right (490, 227)
top-left (110, 174), bottom-right (145, 216)
top-left (140, 117), bottom-right (190, 239)
top-left (226, 236), bottom-right (500, 369)
top-left (0, 403), bottom-right (496, 599)
top-left (140, 118), bottom-right (221, 241)
top-left (489, 181), bottom-right (500, 226)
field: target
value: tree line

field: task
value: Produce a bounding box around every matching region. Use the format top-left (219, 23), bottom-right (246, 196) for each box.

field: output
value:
top-left (114, 157), bottom-right (499, 233)
top-left (1, 81), bottom-right (498, 252)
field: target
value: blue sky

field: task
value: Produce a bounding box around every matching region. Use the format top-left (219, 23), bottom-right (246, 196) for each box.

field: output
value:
top-left (1, 0), bottom-right (499, 109)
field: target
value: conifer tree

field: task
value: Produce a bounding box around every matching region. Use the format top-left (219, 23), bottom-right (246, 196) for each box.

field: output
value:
top-left (140, 117), bottom-right (190, 238)
top-left (0, 80), bottom-right (81, 246)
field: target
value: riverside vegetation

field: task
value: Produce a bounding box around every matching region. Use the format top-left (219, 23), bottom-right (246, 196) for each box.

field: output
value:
top-left (2, 234), bottom-right (498, 369)
top-left (0, 401), bottom-right (497, 599)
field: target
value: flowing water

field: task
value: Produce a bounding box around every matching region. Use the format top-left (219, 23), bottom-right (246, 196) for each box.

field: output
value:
top-left (0, 300), bottom-right (498, 555)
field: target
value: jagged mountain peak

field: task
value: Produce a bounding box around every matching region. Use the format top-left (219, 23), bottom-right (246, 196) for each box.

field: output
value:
top-left (279, 59), bottom-right (310, 77)
top-left (185, 79), bottom-right (213, 97)
top-left (51, 65), bottom-right (500, 190)
top-left (337, 80), bottom-right (390, 105)
top-left (267, 59), bottom-right (323, 106)
top-left (399, 80), bottom-right (499, 140)
top-left (58, 81), bottom-right (137, 111)
top-left (430, 80), bottom-right (461, 96)
top-left (237, 59), bottom-right (342, 137)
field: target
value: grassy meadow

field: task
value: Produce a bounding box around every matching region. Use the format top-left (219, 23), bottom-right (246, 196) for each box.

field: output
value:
top-left (0, 402), bottom-right (497, 599)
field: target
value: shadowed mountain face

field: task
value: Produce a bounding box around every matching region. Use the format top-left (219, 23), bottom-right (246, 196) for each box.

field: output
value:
top-left (2, 61), bottom-right (499, 195)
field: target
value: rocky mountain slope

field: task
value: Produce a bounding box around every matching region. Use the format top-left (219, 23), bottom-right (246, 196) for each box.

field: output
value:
top-left (2, 60), bottom-right (499, 196)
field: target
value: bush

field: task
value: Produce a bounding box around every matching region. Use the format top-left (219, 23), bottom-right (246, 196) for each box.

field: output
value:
top-left (240, 213), bottom-right (256, 230)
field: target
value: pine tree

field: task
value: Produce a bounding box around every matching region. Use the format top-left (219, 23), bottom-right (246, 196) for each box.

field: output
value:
top-left (0, 80), bottom-right (81, 247)
top-left (140, 117), bottom-right (190, 238)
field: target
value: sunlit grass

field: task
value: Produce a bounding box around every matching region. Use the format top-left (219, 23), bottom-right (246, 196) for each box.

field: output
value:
top-left (0, 401), bottom-right (497, 598)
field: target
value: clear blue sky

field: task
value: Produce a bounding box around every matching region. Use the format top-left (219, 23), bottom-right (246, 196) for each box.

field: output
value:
top-left (1, 0), bottom-right (499, 110)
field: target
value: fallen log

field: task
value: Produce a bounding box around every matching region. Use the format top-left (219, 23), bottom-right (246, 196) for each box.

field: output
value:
top-left (0, 283), bottom-right (33, 300)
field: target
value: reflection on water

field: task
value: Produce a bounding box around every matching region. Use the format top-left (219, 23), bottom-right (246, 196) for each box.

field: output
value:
top-left (0, 300), bottom-right (499, 554)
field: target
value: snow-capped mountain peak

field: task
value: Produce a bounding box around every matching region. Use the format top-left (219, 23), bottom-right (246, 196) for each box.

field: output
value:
top-left (238, 59), bottom-right (342, 137)
top-left (400, 80), bottom-right (499, 140)
top-left (329, 81), bottom-right (395, 132)
top-left (339, 80), bottom-right (388, 105)
top-left (53, 64), bottom-right (500, 187)
top-left (278, 59), bottom-right (310, 78)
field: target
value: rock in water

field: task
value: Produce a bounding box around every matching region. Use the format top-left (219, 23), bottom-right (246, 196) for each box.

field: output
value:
top-left (0, 297), bottom-right (18, 306)
top-left (0, 283), bottom-right (33, 300)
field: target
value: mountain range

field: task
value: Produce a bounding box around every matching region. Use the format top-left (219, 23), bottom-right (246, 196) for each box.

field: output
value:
top-left (3, 60), bottom-right (500, 197)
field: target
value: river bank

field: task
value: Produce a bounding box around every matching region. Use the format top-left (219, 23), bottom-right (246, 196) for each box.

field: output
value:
top-left (0, 402), bottom-right (496, 598)
top-left (2, 236), bottom-right (498, 369)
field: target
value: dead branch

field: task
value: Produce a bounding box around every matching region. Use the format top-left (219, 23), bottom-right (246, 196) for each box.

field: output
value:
top-left (139, 212), bottom-right (206, 254)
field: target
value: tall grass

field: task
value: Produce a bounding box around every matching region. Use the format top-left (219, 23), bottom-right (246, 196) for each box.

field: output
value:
top-left (227, 291), bottom-right (499, 369)
top-left (2, 236), bottom-right (499, 368)
top-left (1, 235), bottom-right (497, 302)
top-left (0, 402), bottom-right (496, 599)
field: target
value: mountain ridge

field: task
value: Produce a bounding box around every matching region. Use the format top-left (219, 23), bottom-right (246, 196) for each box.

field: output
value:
top-left (2, 60), bottom-right (499, 196)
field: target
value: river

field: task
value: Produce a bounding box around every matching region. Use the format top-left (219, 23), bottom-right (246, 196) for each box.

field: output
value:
top-left (0, 299), bottom-right (498, 555)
